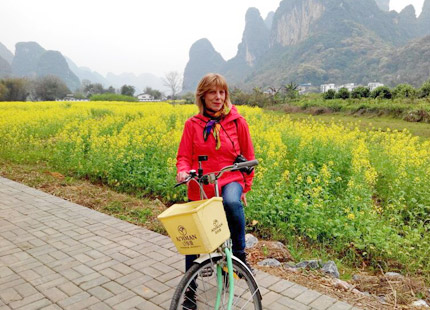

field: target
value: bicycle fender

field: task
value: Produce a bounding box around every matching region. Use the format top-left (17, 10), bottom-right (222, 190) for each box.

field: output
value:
top-left (194, 253), bottom-right (223, 264)
top-left (230, 257), bottom-right (263, 301)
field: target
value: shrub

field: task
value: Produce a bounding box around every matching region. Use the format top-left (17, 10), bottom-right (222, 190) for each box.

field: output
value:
top-left (0, 78), bottom-right (28, 101)
top-left (392, 84), bottom-right (416, 99)
top-left (230, 87), bottom-right (251, 105)
top-left (351, 86), bottom-right (370, 99)
top-left (323, 89), bottom-right (336, 100)
top-left (89, 94), bottom-right (138, 102)
top-left (335, 87), bottom-right (350, 99)
top-left (181, 92), bottom-right (195, 105)
top-left (0, 82), bottom-right (8, 100)
top-left (371, 86), bottom-right (392, 99)
top-left (419, 80), bottom-right (430, 98)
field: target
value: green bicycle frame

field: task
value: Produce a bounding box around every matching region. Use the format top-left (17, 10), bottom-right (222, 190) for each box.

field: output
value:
top-left (215, 248), bottom-right (234, 310)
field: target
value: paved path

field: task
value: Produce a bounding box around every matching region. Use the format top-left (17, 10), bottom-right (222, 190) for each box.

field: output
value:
top-left (0, 176), bottom-right (359, 310)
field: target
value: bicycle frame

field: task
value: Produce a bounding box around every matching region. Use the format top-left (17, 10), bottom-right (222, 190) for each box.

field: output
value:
top-left (187, 156), bottom-right (258, 310)
top-left (177, 156), bottom-right (259, 310)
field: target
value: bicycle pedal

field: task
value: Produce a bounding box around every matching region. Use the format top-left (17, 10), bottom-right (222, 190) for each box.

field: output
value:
top-left (222, 266), bottom-right (239, 280)
top-left (199, 266), bottom-right (214, 277)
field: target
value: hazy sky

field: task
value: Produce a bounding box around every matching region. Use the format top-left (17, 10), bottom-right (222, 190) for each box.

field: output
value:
top-left (1, 0), bottom-right (425, 78)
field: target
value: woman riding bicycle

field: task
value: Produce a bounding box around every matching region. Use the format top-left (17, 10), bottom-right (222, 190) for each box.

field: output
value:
top-left (176, 73), bottom-right (256, 278)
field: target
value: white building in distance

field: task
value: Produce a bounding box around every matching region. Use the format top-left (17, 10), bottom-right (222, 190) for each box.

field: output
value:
top-left (368, 82), bottom-right (384, 91)
top-left (320, 84), bottom-right (336, 92)
top-left (320, 82), bottom-right (384, 93)
top-left (337, 83), bottom-right (355, 92)
top-left (136, 93), bottom-right (154, 102)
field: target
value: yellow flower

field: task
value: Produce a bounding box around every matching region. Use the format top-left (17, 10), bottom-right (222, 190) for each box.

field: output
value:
top-left (347, 213), bottom-right (355, 220)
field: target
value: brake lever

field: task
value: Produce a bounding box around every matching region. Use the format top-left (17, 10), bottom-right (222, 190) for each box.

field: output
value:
top-left (174, 176), bottom-right (192, 188)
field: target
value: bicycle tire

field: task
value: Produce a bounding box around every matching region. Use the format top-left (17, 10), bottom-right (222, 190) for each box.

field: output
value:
top-left (170, 256), bottom-right (262, 310)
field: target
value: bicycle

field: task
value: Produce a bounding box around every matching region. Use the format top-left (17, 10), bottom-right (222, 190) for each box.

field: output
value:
top-left (160, 156), bottom-right (262, 310)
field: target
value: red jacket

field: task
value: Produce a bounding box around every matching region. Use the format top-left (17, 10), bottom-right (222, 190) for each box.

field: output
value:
top-left (176, 105), bottom-right (255, 201)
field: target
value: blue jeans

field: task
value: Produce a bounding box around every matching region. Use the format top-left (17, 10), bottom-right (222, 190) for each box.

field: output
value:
top-left (185, 182), bottom-right (246, 271)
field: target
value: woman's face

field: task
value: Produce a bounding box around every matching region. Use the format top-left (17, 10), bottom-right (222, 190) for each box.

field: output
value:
top-left (203, 86), bottom-right (226, 115)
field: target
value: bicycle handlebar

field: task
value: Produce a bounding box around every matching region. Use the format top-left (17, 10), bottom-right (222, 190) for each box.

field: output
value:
top-left (229, 159), bottom-right (259, 171)
top-left (174, 159), bottom-right (258, 188)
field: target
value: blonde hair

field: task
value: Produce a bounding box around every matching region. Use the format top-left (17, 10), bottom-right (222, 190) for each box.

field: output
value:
top-left (195, 73), bottom-right (232, 114)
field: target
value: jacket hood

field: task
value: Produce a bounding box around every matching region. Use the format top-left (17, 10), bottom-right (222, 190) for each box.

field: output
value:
top-left (190, 105), bottom-right (242, 128)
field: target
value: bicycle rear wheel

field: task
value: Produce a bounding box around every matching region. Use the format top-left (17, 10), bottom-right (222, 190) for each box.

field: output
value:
top-left (170, 256), bottom-right (262, 310)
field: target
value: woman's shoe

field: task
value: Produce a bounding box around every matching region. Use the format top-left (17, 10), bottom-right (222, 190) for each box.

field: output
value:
top-left (235, 252), bottom-right (256, 276)
top-left (182, 287), bottom-right (197, 310)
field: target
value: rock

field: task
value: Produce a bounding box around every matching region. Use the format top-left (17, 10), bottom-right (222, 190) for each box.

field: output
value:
top-left (284, 267), bottom-right (299, 273)
top-left (332, 279), bottom-right (353, 291)
top-left (307, 260), bottom-right (322, 269)
top-left (182, 38), bottom-right (226, 92)
top-left (257, 258), bottom-right (281, 267)
top-left (283, 263), bottom-right (299, 272)
top-left (295, 261), bottom-right (309, 268)
top-left (352, 288), bottom-right (363, 295)
top-left (385, 272), bottom-right (403, 278)
top-left (271, 241), bottom-right (285, 249)
top-left (321, 261), bottom-right (340, 278)
top-left (283, 262), bottom-right (296, 268)
top-left (245, 234), bottom-right (258, 249)
top-left (412, 300), bottom-right (429, 308)
top-left (352, 274), bottom-right (361, 281)
top-left (378, 296), bottom-right (388, 304)
top-left (295, 260), bottom-right (321, 269)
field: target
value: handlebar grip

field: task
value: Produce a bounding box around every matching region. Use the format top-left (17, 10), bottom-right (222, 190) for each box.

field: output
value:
top-left (234, 159), bottom-right (259, 168)
top-left (174, 176), bottom-right (192, 188)
top-left (174, 181), bottom-right (185, 188)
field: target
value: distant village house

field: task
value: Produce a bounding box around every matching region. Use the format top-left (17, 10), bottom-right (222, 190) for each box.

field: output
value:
top-left (58, 94), bottom-right (88, 102)
top-left (367, 82), bottom-right (384, 91)
top-left (136, 93), bottom-right (154, 102)
top-left (338, 83), bottom-right (355, 92)
top-left (320, 82), bottom-right (384, 92)
top-left (298, 83), bottom-right (312, 94)
top-left (320, 84), bottom-right (336, 93)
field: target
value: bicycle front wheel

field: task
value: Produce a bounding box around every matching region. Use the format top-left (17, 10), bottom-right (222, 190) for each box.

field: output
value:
top-left (170, 256), bottom-right (262, 310)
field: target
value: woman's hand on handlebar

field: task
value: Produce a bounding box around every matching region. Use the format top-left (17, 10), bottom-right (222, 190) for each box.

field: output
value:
top-left (176, 171), bottom-right (189, 183)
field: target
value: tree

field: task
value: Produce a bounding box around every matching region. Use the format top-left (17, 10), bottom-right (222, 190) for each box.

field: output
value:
top-left (0, 82), bottom-right (8, 101)
top-left (181, 92), bottom-right (195, 104)
top-left (283, 82), bottom-right (299, 99)
top-left (266, 87), bottom-right (283, 105)
top-left (335, 87), bottom-right (350, 99)
top-left (392, 84), bottom-right (416, 99)
top-left (83, 82), bottom-right (105, 97)
top-left (251, 87), bottom-right (267, 108)
top-left (419, 80), bottom-right (430, 98)
top-left (162, 71), bottom-right (182, 99)
top-left (323, 89), bottom-right (336, 100)
top-left (106, 86), bottom-right (116, 94)
top-left (0, 78), bottom-right (29, 101)
top-left (144, 87), bottom-right (162, 100)
top-left (120, 84), bottom-right (135, 97)
top-left (351, 86), bottom-right (370, 99)
top-left (371, 86), bottom-right (392, 99)
top-left (229, 87), bottom-right (249, 105)
top-left (34, 75), bottom-right (70, 101)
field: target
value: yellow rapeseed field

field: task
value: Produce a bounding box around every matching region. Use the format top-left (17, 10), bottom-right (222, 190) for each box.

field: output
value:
top-left (1, 101), bottom-right (429, 273)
